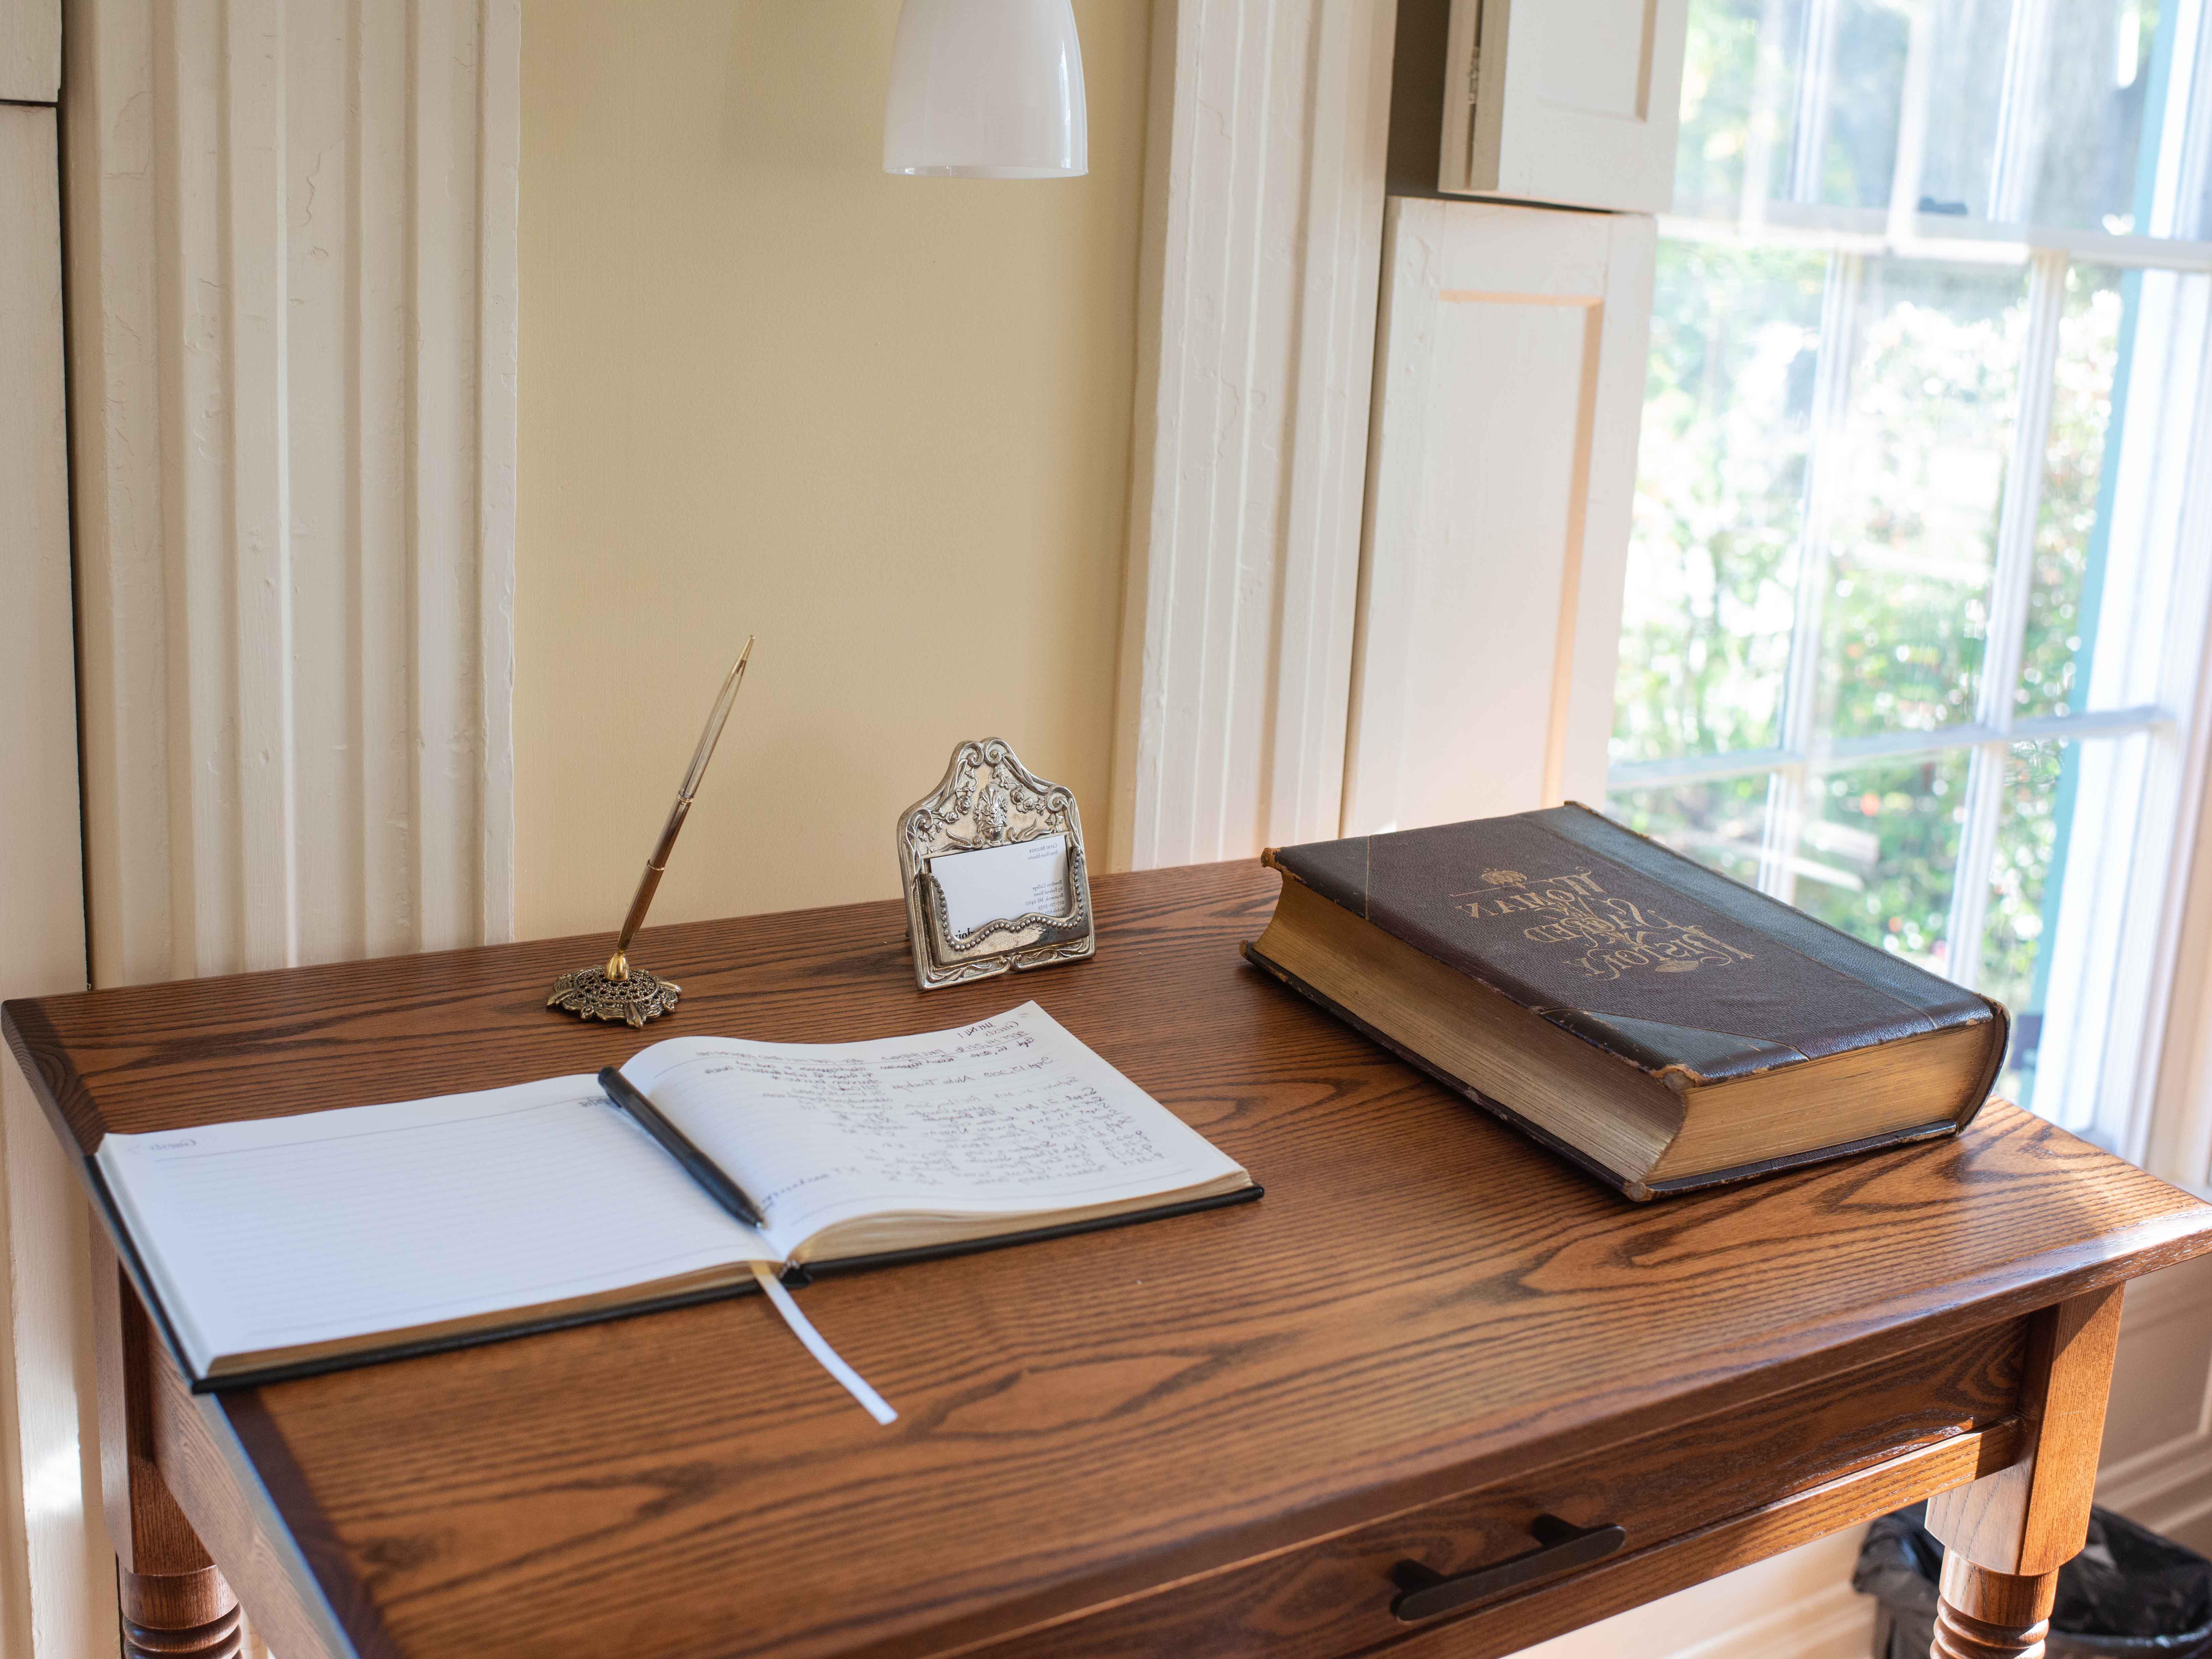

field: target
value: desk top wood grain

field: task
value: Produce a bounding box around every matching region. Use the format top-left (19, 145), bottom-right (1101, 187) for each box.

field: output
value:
top-left (9, 861), bottom-right (2212, 1659)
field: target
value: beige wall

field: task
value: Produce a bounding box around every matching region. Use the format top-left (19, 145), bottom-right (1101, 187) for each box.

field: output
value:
top-left (518, 0), bottom-right (1150, 941)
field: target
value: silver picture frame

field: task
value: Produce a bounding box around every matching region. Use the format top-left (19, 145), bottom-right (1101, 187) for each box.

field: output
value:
top-left (897, 738), bottom-right (1096, 991)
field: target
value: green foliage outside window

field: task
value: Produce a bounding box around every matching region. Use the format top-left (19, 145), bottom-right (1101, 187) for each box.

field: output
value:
top-left (1610, 253), bottom-right (2117, 992)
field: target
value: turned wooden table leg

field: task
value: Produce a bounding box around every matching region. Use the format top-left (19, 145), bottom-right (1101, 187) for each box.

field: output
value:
top-left (118, 1565), bottom-right (242, 1659)
top-left (1925, 1286), bottom-right (2126, 1659)
top-left (92, 1231), bottom-right (245, 1659)
top-left (1932, 1556), bottom-right (2057, 1658)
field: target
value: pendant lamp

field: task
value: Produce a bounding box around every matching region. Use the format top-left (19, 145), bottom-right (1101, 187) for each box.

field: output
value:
top-left (883, 0), bottom-right (1088, 179)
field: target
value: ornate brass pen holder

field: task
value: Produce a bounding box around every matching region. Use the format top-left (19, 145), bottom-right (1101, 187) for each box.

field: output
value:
top-left (549, 640), bottom-right (753, 1027)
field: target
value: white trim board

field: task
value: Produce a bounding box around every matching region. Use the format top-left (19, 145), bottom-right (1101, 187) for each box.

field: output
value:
top-left (0, 97), bottom-right (113, 1659)
top-left (1109, 0), bottom-right (1397, 869)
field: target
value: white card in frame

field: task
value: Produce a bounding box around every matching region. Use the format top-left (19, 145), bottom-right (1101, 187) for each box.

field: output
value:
top-left (896, 738), bottom-right (1096, 991)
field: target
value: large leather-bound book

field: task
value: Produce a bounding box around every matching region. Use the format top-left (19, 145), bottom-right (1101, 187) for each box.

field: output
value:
top-left (1245, 804), bottom-right (2008, 1200)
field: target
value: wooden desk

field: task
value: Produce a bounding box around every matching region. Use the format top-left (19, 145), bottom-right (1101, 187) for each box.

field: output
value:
top-left (8, 862), bottom-right (2212, 1659)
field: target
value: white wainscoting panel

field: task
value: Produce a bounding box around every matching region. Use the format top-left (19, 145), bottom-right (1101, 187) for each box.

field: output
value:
top-left (1344, 198), bottom-right (1655, 836)
top-left (1110, 0), bottom-right (1397, 869)
top-left (1511, 1530), bottom-right (1874, 1659)
top-left (62, 0), bottom-right (520, 989)
top-left (2097, 1254), bottom-right (2212, 1556)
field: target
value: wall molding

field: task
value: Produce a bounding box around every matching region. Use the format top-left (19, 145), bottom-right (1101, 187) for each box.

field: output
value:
top-left (1109, 0), bottom-right (1397, 869)
top-left (63, 0), bottom-right (520, 989)
top-left (1663, 1576), bottom-right (1872, 1659)
top-left (2095, 1257), bottom-right (2212, 1551)
top-left (2103, 1437), bottom-right (2212, 1543)
top-left (1523, 1529), bottom-right (1873, 1659)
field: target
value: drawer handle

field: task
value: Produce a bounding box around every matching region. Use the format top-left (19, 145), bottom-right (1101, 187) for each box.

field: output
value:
top-left (1389, 1514), bottom-right (1627, 1622)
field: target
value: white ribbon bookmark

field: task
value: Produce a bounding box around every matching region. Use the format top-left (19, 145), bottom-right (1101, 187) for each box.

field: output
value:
top-left (749, 1262), bottom-right (898, 1425)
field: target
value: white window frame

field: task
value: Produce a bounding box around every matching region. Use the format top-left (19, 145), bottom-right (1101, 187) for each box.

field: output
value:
top-left (1609, 0), bottom-right (2212, 1177)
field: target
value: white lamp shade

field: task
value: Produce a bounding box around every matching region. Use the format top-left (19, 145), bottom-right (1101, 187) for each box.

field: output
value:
top-left (884, 0), bottom-right (1088, 179)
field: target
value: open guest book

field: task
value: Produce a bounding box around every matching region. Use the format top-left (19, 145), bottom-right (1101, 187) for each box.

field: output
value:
top-left (94, 1004), bottom-right (1256, 1398)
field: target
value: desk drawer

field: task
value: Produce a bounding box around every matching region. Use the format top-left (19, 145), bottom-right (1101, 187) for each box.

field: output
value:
top-left (963, 1318), bottom-right (2026, 1659)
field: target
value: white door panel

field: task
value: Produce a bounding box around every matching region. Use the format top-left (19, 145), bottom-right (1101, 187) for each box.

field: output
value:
top-left (1344, 198), bottom-right (1654, 836)
top-left (0, 0), bottom-right (58, 101)
top-left (1439, 0), bottom-right (1687, 213)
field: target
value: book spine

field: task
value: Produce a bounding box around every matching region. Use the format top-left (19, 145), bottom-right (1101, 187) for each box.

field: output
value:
top-left (1959, 999), bottom-right (2009, 1132)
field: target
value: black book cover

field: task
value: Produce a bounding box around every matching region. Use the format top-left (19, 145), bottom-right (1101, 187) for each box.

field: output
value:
top-left (1263, 803), bottom-right (2005, 1090)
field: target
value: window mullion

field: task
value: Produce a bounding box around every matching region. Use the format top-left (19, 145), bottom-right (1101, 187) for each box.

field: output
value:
top-left (2147, 0), bottom-right (2208, 237)
top-left (1605, 707), bottom-right (2172, 793)
top-left (1980, 251), bottom-right (2068, 721)
top-left (1989, 0), bottom-right (2056, 225)
top-left (1759, 766), bottom-right (1807, 902)
top-left (1765, 250), bottom-right (1864, 902)
top-left (1942, 252), bottom-right (2067, 990)
top-left (1789, 0), bottom-right (1844, 206)
top-left (1944, 745), bottom-right (2007, 991)
top-left (1736, 0), bottom-right (1795, 230)
top-left (1662, 210), bottom-right (2212, 275)
top-left (1884, 5), bottom-right (1932, 245)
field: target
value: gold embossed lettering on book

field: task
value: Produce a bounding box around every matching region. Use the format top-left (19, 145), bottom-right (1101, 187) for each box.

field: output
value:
top-left (1246, 805), bottom-right (2008, 1200)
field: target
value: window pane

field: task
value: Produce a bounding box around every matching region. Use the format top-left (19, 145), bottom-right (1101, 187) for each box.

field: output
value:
top-left (1914, 0), bottom-right (2013, 220)
top-left (1605, 775), bottom-right (1773, 886)
top-left (2017, 264), bottom-right (2125, 721)
top-left (1634, 0), bottom-right (2212, 1158)
top-left (2007, 0), bottom-right (2165, 234)
top-left (1797, 0), bottom-right (1910, 211)
top-left (2027, 266), bottom-right (2212, 719)
top-left (1818, 259), bottom-right (2027, 741)
top-left (1981, 733), bottom-right (2156, 1135)
top-left (1982, 742), bottom-right (2065, 1027)
top-left (1673, 0), bottom-right (1773, 219)
top-left (1613, 243), bottom-right (1827, 766)
top-left (1672, 0), bottom-right (2208, 239)
top-left (1788, 755), bottom-right (1972, 973)
top-left (1672, 0), bottom-right (1913, 219)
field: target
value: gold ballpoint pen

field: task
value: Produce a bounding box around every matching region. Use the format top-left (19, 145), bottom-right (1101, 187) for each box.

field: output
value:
top-left (548, 637), bottom-right (754, 1027)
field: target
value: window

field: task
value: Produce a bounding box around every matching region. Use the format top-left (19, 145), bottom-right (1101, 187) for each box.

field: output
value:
top-left (1610, 0), bottom-right (2212, 1165)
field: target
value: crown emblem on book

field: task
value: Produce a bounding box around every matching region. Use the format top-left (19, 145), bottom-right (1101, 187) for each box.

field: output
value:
top-left (1479, 868), bottom-right (1526, 887)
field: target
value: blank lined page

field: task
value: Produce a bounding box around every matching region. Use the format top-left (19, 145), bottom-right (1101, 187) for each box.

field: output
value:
top-left (96, 1076), bottom-right (774, 1377)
